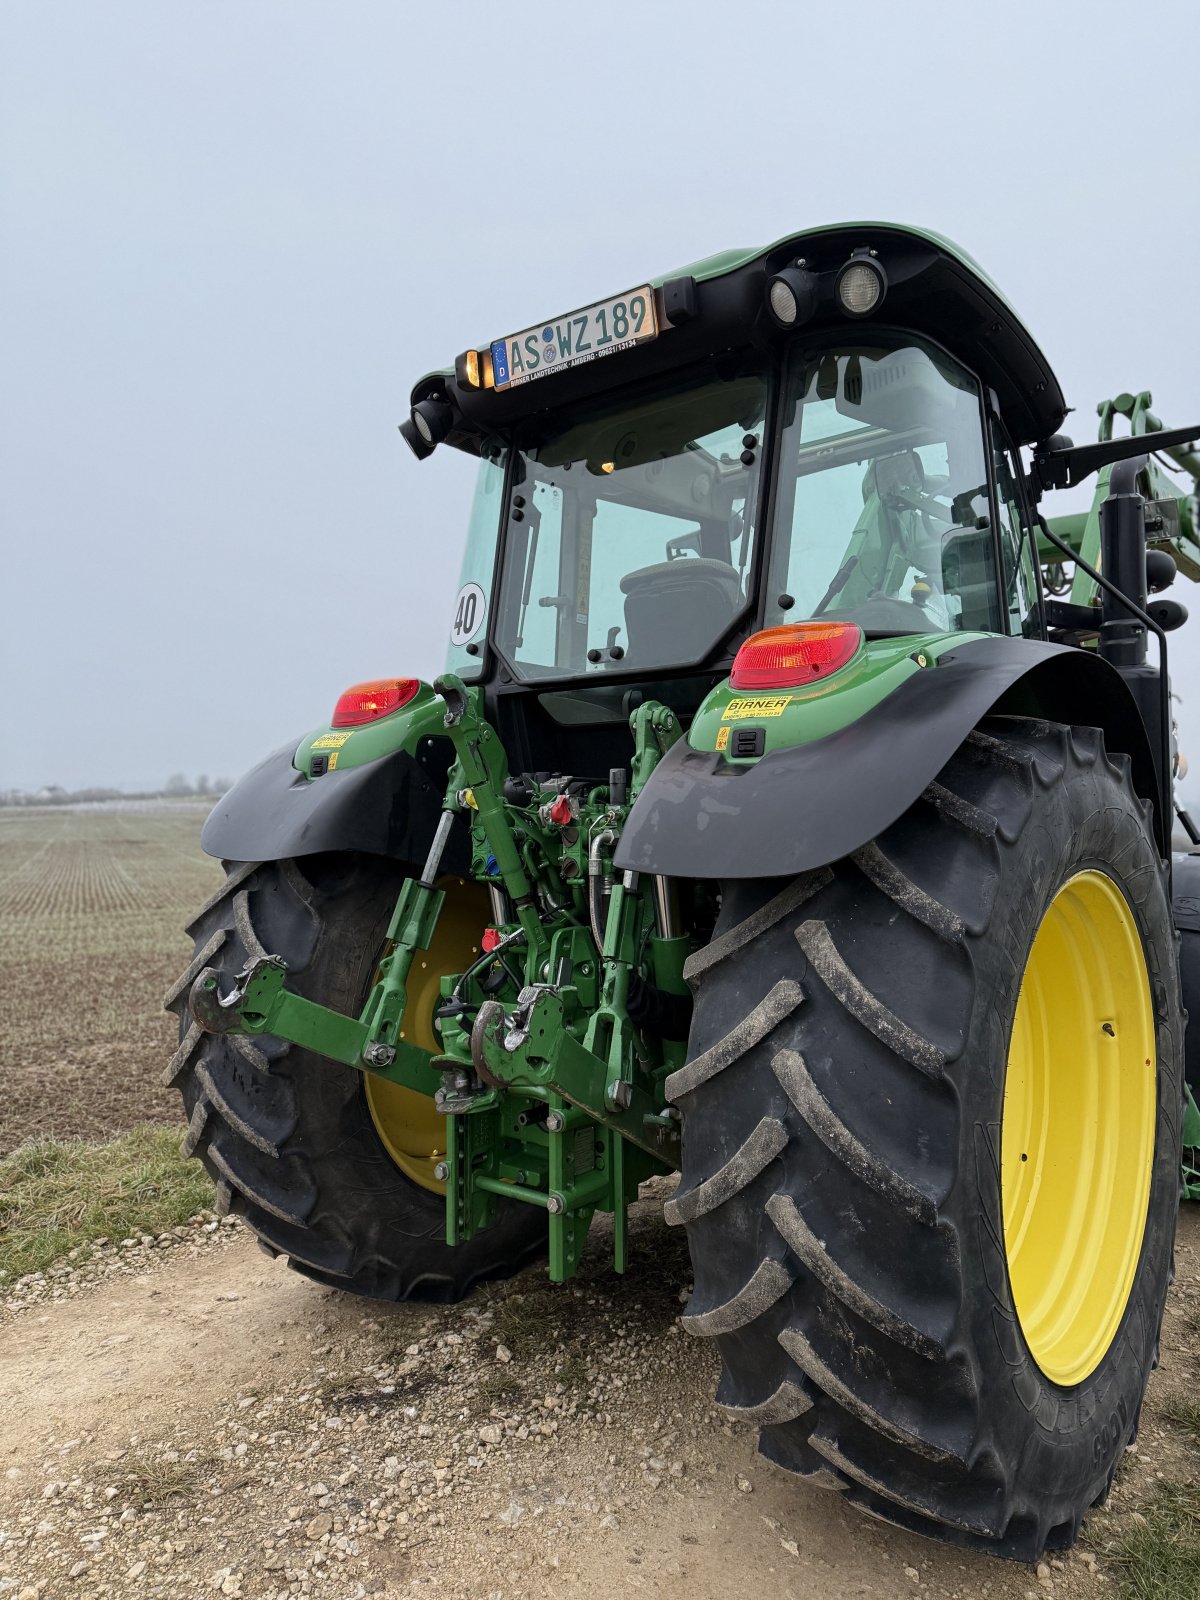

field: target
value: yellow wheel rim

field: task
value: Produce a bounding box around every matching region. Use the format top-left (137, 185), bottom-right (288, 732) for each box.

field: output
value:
top-left (1002, 869), bottom-right (1156, 1387)
top-left (364, 879), bottom-right (487, 1196)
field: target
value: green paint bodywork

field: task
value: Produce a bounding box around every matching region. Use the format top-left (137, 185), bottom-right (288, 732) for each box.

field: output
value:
top-left (293, 683), bottom-right (448, 778)
top-left (293, 632), bottom-right (992, 780)
top-left (688, 631), bottom-right (988, 759)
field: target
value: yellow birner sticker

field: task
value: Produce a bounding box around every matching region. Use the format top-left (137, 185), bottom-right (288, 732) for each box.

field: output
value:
top-left (311, 732), bottom-right (352, 750)
top-left (721, 695), bottom-right (792, 721)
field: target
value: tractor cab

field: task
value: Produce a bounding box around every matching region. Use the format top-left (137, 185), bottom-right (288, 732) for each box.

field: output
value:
top-left (407, 224), bottom-right (1062, 721)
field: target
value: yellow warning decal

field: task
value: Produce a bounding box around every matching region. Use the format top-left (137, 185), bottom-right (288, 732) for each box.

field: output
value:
top-left (721, 695), bottom-right (792, 722)
top-left (311, 732), bottom-right (352, 750)
top-left (714, 726), bottom-right (730, 752)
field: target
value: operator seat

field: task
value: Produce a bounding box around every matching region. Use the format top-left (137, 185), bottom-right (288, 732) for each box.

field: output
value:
top-left (620, 558), bottom-right (742, 667)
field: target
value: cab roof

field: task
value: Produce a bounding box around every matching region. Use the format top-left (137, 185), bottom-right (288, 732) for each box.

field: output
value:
top-left (411, 221), bottom-right (1067, 449)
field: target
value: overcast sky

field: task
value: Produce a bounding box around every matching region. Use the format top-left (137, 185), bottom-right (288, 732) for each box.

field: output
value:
top-left (2, 1), bottom-right (1197, 810)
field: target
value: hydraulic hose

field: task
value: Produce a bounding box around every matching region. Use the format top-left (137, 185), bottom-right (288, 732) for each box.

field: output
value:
top-left (588, 827), bottom-right (618, 950)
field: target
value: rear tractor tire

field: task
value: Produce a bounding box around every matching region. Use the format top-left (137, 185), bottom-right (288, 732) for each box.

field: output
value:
top-left (668, 717), bottom-right (1183, 1559)
top-left (165, 854), bottom-right (545, 1301)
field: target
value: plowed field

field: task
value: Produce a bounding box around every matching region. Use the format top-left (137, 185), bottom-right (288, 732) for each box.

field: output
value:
top-left (0, 805), bottom-right (221, 1154)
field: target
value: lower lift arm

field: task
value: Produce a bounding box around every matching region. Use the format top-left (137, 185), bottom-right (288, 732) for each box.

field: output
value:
top-left (191, 807), bottom-right (452, 1095)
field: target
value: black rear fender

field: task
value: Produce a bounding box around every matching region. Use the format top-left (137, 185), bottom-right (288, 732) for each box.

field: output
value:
top-left (614, 637), bottom-right (1165, 879)
top-left (200, 741), bottom-right (470, 872)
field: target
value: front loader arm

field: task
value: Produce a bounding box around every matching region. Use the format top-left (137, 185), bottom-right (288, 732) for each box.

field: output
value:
top-left (1040, 392), bottom-right (1200, 595)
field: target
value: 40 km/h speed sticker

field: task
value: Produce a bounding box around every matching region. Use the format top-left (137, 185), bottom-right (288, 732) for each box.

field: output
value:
top-left (451, 582), bottom-right (486, 647)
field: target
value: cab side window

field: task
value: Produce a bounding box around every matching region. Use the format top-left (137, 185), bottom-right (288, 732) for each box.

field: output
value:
top-left (990, 420), bottom-right (1041, 636)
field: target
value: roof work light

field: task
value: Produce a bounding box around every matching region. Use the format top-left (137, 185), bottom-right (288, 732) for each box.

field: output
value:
top-left (836, 252), bottom-right (888, 317)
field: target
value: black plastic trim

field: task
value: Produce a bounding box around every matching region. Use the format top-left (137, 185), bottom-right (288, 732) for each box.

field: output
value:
top-left (613, 637), bottom-right (1165, 879)
top-left (429, 225), bottom-right (1067, 450)
top-left (200, 742), bottom-right (470, 871)
top-left (1174, 850), bottom-right (1200, 934)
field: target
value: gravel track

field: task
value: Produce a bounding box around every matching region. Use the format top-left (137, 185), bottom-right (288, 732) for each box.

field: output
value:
top-left (0, 1183), bottom-right (1157, 1600)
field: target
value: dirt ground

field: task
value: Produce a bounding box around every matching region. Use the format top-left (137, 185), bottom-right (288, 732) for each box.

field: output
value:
top-left (0, 805), bottom-right (221, 1154)
top-left (2, 805), bottom-right (1199, 1597)
top-left (11, 1194), bottom-right (1197, 1600)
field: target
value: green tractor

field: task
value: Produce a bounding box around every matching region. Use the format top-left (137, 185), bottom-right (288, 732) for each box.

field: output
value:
top-left (170, 223), bottom-right (1200, 1560)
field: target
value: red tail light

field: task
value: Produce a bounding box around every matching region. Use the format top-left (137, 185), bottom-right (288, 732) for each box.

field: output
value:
top-left (331, 677), bottom-right (421, 727)
top-left (730, 622), bottom-right (862, 691)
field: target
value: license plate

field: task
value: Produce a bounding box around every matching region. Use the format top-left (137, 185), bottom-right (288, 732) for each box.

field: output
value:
top-left (489, 286), bottom-right (657, 392)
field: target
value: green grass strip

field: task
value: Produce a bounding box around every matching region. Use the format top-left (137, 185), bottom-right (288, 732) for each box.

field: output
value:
top-left (0, 1125), bottom-right (212, 1283)
top-left (1107, 1481), bottom-right (1200, 1600)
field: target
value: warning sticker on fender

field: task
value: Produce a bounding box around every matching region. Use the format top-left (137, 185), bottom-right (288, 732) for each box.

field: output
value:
top-left (721, 696), bottom-right (792, 721)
